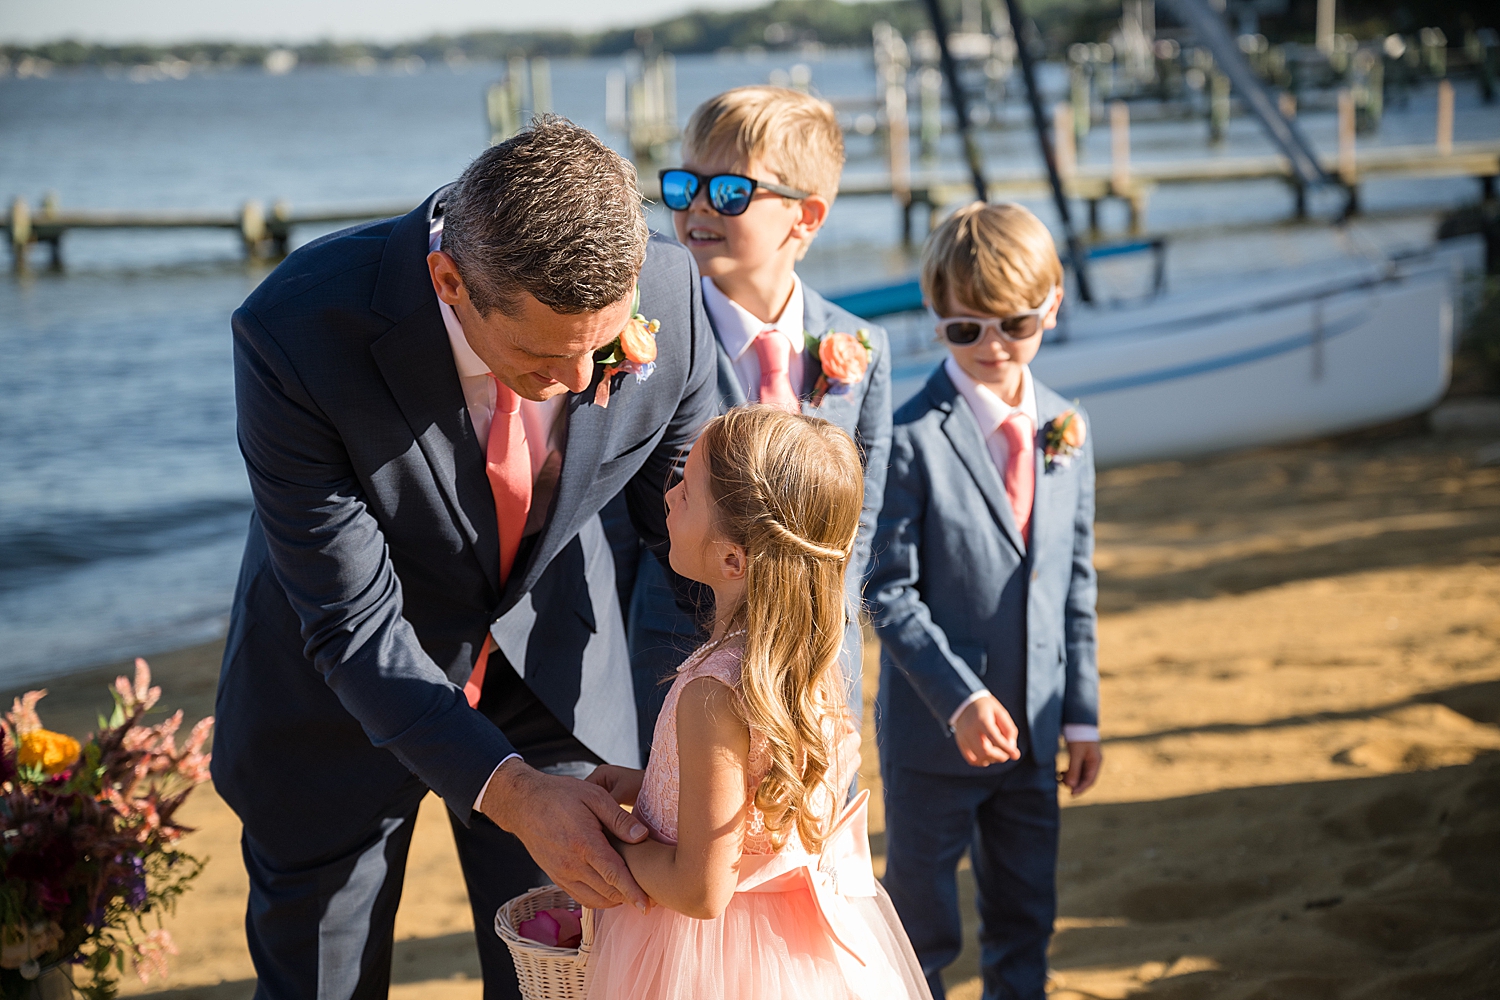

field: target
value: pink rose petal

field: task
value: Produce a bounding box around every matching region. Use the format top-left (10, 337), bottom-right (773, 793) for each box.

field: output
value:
top-left (517, 910), bottom-right (561, 947)
top-left (546, 907), bottom-right (583, 949)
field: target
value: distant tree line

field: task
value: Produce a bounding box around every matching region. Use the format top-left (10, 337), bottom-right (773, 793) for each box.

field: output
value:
top-left (2, 0), bottom-right (1492, 70)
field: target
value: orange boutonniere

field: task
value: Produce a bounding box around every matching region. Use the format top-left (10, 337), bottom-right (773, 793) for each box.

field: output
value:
top-left (1043, 407), bottom-right (1086, 470)
top-left (593, 285), bottom-right (660, 408)
top-left (806, 329), bottom-right (875, 406)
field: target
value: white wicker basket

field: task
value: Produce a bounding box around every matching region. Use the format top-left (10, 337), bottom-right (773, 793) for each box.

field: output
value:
top-left (495, 885), bottom-right (595, 1000)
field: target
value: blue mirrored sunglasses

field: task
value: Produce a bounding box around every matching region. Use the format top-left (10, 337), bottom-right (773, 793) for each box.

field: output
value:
top-left (658, 169), bottom-right (809, 217)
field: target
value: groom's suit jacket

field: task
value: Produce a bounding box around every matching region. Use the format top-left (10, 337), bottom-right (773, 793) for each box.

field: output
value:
top-left (868, 364), bottom-right (1099, 777)
top-left (212, 189), bottom-right (717, 857)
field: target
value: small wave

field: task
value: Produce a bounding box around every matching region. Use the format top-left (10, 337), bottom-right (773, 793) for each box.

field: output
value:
top-left (0, 496), bottom-right (253, 592)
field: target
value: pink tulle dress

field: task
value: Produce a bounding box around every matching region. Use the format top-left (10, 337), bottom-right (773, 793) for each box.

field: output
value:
top-left (585, 643), bottom-right (933, 1000)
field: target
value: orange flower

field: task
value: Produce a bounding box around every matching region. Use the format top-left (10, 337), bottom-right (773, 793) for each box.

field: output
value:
top-left (1060, 411), bottom-right (1086, 449)
top-left (619, 316), bottom-right (659, 365)
top-left (818, 332), bottom-right (869, 385)
top-left (17, 729), bottom-right (80, 775)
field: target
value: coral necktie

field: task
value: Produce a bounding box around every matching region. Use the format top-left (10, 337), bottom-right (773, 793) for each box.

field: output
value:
top-left (999, 413), bottom-right (1035, 547)
top-left (753, 328), bottom-right (800, 413)
top-left (465, 375), bottom-right (533, 709)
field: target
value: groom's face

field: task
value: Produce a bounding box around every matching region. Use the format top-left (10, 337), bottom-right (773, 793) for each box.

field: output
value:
top-left (429, 251), bottom-right (633, 401)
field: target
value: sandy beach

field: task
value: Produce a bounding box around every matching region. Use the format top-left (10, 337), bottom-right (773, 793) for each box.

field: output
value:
top-left (11, 418), bottom-right (1499, 1000)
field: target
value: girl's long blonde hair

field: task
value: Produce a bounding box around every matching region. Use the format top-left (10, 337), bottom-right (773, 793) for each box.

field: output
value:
top-left (698, 405), bottom-right (864, 854)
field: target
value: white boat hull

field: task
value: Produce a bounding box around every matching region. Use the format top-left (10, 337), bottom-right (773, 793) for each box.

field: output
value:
top-left (887, 255), bottom-right (1457, 468)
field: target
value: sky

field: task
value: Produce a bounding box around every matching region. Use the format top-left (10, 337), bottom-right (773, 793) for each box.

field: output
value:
top-left (0, 0), bottom-right (773, 45)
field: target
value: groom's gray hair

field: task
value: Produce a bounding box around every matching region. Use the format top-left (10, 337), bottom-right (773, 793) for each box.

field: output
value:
top-left (441, 115), bottom-right (647, 316)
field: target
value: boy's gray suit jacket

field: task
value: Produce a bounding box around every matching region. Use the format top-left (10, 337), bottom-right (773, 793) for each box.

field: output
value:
top-left (868, 364), bottom-right (1099, 776)
top-left (213, 188), bottom-right (718, 859)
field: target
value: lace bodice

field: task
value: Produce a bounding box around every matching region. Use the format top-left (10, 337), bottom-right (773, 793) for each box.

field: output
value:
top-left (634, 641), bottom-right (859, 858)
top-left (635, 642), bottom-right (782, 854)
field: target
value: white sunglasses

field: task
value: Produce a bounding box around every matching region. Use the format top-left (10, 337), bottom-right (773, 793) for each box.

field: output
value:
top-left (932, 286), bottom-right (1059, 345)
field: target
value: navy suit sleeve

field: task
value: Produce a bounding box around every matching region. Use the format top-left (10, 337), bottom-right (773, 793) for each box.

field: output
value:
top-left (867, 426), bottom-right (988, 726)
top-left (1063, 421), bottom-right (1100, 729)
top-left (851, 327), bottom-right (893, 588)
top-left (232, 307), bottom-right (515, 820)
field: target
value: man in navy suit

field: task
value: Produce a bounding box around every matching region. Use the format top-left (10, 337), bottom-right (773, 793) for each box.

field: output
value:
top-left (622, 87), bottom-right (892, 756)
top-left (212, 118), bottom-right (717, 1000)
top-left (869, 203), bottom-right (1103, 1000)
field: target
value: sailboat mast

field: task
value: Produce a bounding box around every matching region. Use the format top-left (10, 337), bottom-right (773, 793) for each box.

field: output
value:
top-left (1001, 0), bottom-right (1095, 304)
top-left (918, 0), bottom-right (988, 203)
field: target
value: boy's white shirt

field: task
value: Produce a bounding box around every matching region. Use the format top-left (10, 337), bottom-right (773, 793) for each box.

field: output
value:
top-left (942, 355), bottom-right (1100, 744)
top-left (701, 273), bottom-right (805, 399)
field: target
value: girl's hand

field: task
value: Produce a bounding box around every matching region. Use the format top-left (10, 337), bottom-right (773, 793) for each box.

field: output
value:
top-left (587, 765), bottom-right (646, 808)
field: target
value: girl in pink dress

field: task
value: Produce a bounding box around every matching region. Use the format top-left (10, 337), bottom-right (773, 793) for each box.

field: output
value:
top-left (583, 406), bottom-right (932, 1000)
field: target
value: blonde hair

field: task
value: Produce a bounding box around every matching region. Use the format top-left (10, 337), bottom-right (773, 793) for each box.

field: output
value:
top-left (681, 86), bottom-right (846, 201)
top-left (697, 406), bottom-right (863, 854)
top-left (921, 202), bottom-right (1064, 316)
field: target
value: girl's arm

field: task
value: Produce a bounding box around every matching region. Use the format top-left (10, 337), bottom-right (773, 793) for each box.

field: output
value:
top-left (586, 765), bottom-right (645, 808)
top-left (617, 676), bottom-right (750, 919)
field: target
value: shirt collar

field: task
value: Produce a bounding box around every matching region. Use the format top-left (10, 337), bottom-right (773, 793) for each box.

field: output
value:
top-left (430, 216), bottom-right (491, 379)
top-left (701, 273), bottom-right (805, 363)
top-left (943, 355), bottom-right (1037, 434)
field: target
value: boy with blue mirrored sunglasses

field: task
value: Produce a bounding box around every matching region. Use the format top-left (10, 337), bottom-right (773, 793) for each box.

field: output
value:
top-left (618, 86), bottom-right (893, 765)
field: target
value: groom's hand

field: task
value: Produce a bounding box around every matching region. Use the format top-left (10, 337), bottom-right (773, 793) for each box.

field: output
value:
top-left (480, 759), bottom-right (651, 910)
top-left (586, 764), bottom-right (646, 808)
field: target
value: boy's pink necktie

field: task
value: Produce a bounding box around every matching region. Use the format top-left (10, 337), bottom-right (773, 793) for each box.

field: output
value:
top-left (753, 328), bottom-right (800, 413)
top-left (466, 374), bottom-right (533, 709)
top-left (999, 413), bottom-right (1034, 546)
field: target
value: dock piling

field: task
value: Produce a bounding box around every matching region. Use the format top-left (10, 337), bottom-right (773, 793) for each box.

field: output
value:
top-left (1053, 102), bottom-right (1076, 180)
top-left (9, 198), bottom-right (31, 271)
top-left (240, 201), bottom-right (266, 257)
top-left (1337, 88), bottom-right (1359, 213)
top-left (1209, 67), bottom-right (1231, 144)
top-left (1436, 80), bottom-right (1454, 155)
top-left (1110, 100), bottom-right (1131, 196)
top-left (919, 67), bottom-right (943, 166)
top-left (886, 76), bottom-right (913, 243)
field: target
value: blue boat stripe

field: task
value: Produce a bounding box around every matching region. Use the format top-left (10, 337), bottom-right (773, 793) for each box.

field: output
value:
top-left (889, 310), bottom-right (1368, 398)
top-left (1051, 311), bottom-right (1367, 397)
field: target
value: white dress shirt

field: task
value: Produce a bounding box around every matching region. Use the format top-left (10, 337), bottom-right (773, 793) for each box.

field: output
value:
top-left (701, 274), bottom-right (805, 400)
top-left (429, 219), bottom-right (571, 808)
top-left (942, 356), bottom-right (1100, 744)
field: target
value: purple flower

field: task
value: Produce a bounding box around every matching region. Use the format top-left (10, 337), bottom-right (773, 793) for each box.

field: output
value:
top-left (112, 854), bottom-right (149, 910)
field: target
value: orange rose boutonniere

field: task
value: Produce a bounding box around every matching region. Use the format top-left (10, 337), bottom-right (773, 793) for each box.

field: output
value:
top-left (593, 285), bottom-right (660, 407)
top-left (806, 329), bottom-right (875, 406)
top-left (1043, 406), bottom-right (1086, 470)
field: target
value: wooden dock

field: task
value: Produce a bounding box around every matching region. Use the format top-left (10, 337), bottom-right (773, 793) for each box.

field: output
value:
top-left (5, 196), bottom-right (412, 269)
top-left (835, 139), bottom-right (1500, 239)
top-left (9, 141), bottom-right (1498, 268)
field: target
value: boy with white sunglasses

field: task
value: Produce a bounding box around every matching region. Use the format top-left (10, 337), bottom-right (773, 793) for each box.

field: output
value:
top-left (868, 201), bottom-right (1102, 1000)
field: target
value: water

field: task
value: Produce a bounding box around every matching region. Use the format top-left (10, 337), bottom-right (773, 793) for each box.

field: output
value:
top-left (0, 51), bottom-right (1493, 685)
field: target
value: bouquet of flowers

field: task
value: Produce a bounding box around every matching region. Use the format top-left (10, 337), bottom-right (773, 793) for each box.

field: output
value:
top-left (0, 659), bottom-right (212, 999)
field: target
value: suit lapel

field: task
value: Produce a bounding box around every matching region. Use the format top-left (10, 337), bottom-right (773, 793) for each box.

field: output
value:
top-left (933, 372), bottom-right (1026, 557)
top-left (714, 336), bottom-right (750, 407)
top-left (1029, 383), bottom-right (1071, 564)
top-left (799, 290), bottom-right (827, 409)
top-left (370, 302), bottom-right (500, 596)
